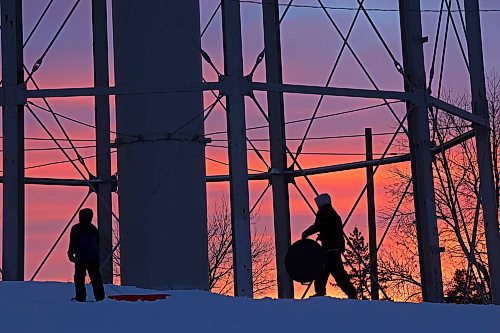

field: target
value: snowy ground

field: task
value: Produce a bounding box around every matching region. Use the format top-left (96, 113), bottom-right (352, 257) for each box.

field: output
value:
top-left (0, 282), bottom-right (498, 333)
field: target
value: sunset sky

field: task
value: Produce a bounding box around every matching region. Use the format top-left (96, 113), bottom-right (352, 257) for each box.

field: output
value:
top-left (1, 0), bottom-right (499, 297)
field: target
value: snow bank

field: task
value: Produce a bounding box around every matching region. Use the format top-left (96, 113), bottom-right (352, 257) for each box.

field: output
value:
top-left (0, 282), bottom-right (498, 332)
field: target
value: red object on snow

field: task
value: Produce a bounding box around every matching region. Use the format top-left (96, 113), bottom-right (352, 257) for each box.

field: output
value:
top-left (108, 294), bottom-right (170, 302)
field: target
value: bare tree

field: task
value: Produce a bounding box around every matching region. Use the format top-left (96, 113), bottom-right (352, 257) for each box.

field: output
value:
top-left (378, 238), bottom-right (422, 302)
top-left (207, 195), bottom-right (234, 294)
top-left (112, 220), bottom-right (121, 284)
top-left (208, 194), bottom-right (276, 296)
top-left (111, 193), bottom-right (275, 296)
top-left (379, 71), bottom-right (500, 303)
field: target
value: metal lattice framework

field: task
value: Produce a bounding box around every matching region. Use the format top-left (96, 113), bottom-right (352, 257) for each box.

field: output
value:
top-left (0, 0), bottom-right (499, 304)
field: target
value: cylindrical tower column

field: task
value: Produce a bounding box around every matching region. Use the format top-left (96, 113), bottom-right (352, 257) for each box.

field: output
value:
top-left (112, 0), bottom-right (208, 290)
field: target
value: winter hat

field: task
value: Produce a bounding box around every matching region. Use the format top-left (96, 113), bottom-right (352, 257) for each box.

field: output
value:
top-left (314, 193), bottom-right (331, 209)
top-left (79, 208), bottom-right (94, 224)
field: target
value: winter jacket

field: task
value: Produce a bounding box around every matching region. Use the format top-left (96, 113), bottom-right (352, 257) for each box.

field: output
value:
top-left (302, 204), bottom-right (345, 252)
top-left (68, 221), bottom-right (100, 263)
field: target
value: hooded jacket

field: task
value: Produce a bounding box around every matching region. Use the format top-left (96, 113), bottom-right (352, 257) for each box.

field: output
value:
top-left (68, 220), bottom-right (100, 263)
top-left (303, 204), bottom-right (345, 252)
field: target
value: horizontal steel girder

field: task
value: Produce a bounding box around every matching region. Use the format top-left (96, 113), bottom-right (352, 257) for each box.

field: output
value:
top-left (0, 83), bottom-right (485, 126)
top-left (0, 177), bottom-right (106, 187)
top-left (11, 130), bottom-right (473, 186)
top-left (17, 82), bottom-right (409, 101)
top-left (209, 129), bottom-right (474, 181)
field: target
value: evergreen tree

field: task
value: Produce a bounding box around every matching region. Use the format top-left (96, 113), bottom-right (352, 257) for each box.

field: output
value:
top-left (343, 226), bottom-right (370, 299)
top-left (445, 269), bottom-right (489, 304)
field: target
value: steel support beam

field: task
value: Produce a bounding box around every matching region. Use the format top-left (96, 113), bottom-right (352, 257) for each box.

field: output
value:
top-left (262, 0), bottom-right (293, 299)
top-left (464, 0), bottom-right (500, 305)
top-left (365, 128), bottom-right (379, 300)
top-left (2, 130), bottom-right (471, 187)
top-left (207, 129), bottom-right (474, 182)
top-left (20, 82), bottom-right (222, 100)
top-left (0, 177), bottom-right (105, 187)
top-left (248, 82), bottom-right (410, 101)
top-left (221, 0), bottom-right (253, 297)
top-left (0, 176), bottom-right (103, 188)
top-left (1, 0), bottom-right (25, 281)
top-left (18, 83), bottom-right (410, 101)
top-left (92, 0), bottom-right (113, 284)
top-left (429, 96), bottom-right (487, 127)
top-left (399, 0), bottom-right (444, 302)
